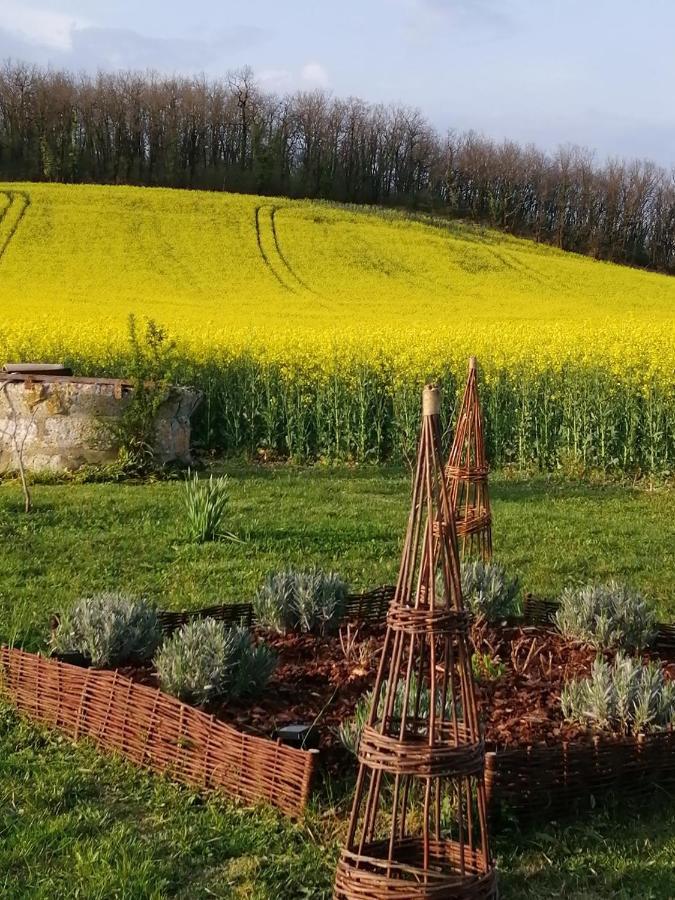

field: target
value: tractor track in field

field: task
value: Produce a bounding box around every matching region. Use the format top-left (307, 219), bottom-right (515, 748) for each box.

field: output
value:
top-left (255, 204), bottom-right (296, 292)
top-left (269, 206), bottom-right (321, 296)
top-left (255, 204), bottom-right (328, 305)
top-left (0, 190), bottom-right (30, 264)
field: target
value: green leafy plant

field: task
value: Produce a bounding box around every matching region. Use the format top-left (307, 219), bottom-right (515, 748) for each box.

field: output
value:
top-left (472, 651), bottom-right (506, 683)
top-left (50, 592), bottom-right (162, 667)
top-left (110, 315), bottom-right (178, 477)
top-left (555, 581), bottom-right (656, 650)
top-left (154, 618), bottom-right (275, 706)
top-left (253, 568), bottom-right (348, 635)
top-left (460, 559), bottom-right (520, 622)
top-left (561, 653), bottom-right (675, 735)
top-left (183, 469), bottom-right (235, 542)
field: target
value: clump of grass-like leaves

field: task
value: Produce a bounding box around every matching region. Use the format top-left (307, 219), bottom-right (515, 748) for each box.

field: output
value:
top-left (460, 559), bottom-right (520, 622)
top-left (50, 592), bottom-right (162, 667)
top-left (183, 469), bottom-right (235, 543)
top-left (555, 581), bottom-right (656, 650)
top-left (253, 568), bottom-right (348, 635)
top-left (154, 618), bottom-right (275, 706)
top-left (561, 653), bottom-right (675, 735)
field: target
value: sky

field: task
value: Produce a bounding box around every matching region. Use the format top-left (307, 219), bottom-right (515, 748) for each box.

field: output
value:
top-left (1, 0), bottom-right (674, 167)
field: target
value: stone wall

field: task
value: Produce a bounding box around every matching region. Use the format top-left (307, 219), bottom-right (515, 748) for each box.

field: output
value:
top-left (0, 377), bottom-right (201, 472)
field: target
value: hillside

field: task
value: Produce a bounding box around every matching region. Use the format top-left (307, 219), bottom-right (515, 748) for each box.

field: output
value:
top-left (0, 182), bottom-right (673, 468)
top-left (0, 183), bottom-right (673, 361)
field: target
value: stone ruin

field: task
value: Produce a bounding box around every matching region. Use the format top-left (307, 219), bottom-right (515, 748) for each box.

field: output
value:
top-left (0, 364), bottom-right (201, 473)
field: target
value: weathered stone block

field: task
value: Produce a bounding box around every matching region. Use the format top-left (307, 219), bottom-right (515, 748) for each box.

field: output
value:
top-left (0, 378), bottom-right (201, 473)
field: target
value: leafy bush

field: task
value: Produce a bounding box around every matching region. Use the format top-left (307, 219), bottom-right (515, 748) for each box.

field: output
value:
top-left (459, 559), bottom-right (520, 622)
top-left (561, 653), bottom-right (675, 735)
top-left (111, 315), bottom-right (178, 477)
top-left (554, 581), bottom-right (656, 650)
top-left (154, 618), bottom-right (275, 706)
top-left (183, 469), bottom-right (233, 542)
top-left (50, 592), bottom-right (162, 667)
top-left (253, 568), bottom-right (348, 634)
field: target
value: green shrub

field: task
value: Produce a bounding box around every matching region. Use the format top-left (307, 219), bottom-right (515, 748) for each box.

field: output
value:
top-left (154, 618), bottom-right (275, 706)
top-left (183, 469), bottom-right (233, 542)
top-left (50, 592), bottom-right (162, 667)
top-left (460, 559), bottom-right (520, 622)
top-left (561, 653), bottom-right (675, 735)
top-left (554, 581), bottom-right (656, 650)
top-left (253, 568), bottom-right (348, 634)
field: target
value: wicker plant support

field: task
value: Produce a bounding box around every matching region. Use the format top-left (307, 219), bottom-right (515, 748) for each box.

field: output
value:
top-left (445, 357), bottom-right (492, 560)
top-left (0, 646), bottom-right (317, 818)
top-left (335, 384), bottom-right (497, 900)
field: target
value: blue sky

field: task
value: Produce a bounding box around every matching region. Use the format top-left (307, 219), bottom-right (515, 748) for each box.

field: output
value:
top-left (2, 0), bottom-right (674, 166)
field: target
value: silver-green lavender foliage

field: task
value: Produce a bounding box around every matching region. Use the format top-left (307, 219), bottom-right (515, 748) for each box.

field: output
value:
top-left (253, 568), bottom-right (348, 634)
top-left (554, 581), bottom-right (656, 650)
top-left (183, 469), bottom-right (232, 542)
top-left (561, 653), bottom-right (675, 735)
top-left (154, 619), bottom-right (275, 706)
top-left (459, 559), bottom-right (520, 622)
top-left (51, 592), bottom-right (162, 667)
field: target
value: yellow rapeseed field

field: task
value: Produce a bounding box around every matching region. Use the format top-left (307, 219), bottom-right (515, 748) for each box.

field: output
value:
top-left (0, 182), bottom-right (673, 467)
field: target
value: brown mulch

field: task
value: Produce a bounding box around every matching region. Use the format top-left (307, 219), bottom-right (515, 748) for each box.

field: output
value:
top-left (117, 624), bottom-right (675, 765)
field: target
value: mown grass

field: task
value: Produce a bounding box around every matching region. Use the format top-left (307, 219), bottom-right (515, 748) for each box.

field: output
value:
top-left (2, 465), bottom-right (675, 897)
top-left (4, 703), bottom-right (675, 899)
top-left (1, 465), bottom-right (674, 648)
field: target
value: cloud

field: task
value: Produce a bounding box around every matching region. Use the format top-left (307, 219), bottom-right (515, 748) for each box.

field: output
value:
top-left (0, 5), bottom-right (269, 74)
top-left (69, 25), bottom-right (268, 73)
top-left (404, 0), bottom-right (514, 38)
top-left (258, 63), bottom-right (330, 94)
top-left (301, 62), bottom-right (329, 88)
top-left (2, 1), bottom-right (87, 52)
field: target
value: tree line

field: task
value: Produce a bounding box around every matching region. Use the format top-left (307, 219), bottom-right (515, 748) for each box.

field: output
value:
top-left (1, 61), bottom-right (674, 272)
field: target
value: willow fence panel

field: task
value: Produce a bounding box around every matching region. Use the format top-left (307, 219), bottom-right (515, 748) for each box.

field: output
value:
top-left (0, 647), bottom-right (317, 818)
top-left (485, 730), bottom-right (675, 823)
top-left (156, 586), bottom-right (396, 634)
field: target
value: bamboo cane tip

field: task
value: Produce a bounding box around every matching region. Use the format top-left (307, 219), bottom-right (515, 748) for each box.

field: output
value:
top-left (422, 383), bottom-right (440, 416)
top-left (469, 356), bottom-right (477, 371)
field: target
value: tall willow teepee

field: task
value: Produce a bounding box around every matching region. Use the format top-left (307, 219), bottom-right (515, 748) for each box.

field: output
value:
top-left (334, 384), bottom-right (496, 900)
top-left (445, 357), bottom-right (492, 560)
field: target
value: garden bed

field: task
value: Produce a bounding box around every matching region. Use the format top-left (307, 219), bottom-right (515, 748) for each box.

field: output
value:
top-left (6, 592), bottom-right (675, 826)
top-left (120, 623), bottom-right (626, 752)
top-left (119, 618), bottom-right (675, 824)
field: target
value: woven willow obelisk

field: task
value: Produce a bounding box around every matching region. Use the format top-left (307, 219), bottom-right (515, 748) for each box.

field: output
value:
top-left (446, 357), bottom-right (492, 560)
top-left (335, 384), bottom-right (496, 900)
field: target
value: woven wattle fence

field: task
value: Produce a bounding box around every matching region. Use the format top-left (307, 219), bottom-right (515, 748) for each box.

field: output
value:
top-left (0, 646), bottom-right (317, 818)
top-left (157, 586), bottom-right (396, 634)
top-left (485, 730), bottom-right (675, 823)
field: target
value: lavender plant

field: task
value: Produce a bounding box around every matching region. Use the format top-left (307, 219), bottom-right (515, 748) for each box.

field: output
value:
top-left (50, 592), bottom-right (162, 667)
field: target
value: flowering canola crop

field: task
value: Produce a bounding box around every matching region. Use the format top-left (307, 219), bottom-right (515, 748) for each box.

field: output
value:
top-left (0, 183), bottom-right (673, 469)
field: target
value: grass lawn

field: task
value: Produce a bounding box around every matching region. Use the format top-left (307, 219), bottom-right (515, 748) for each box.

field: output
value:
top-left (2, 465), bottom-right (675, 898)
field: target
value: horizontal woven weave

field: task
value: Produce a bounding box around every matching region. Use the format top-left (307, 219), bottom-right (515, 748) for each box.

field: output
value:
top-left (0, 646), bottom-right (317, 818)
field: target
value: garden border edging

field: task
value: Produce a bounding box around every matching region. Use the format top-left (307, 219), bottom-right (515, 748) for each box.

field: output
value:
top-left (0, 646), bottom-right (317, 818)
